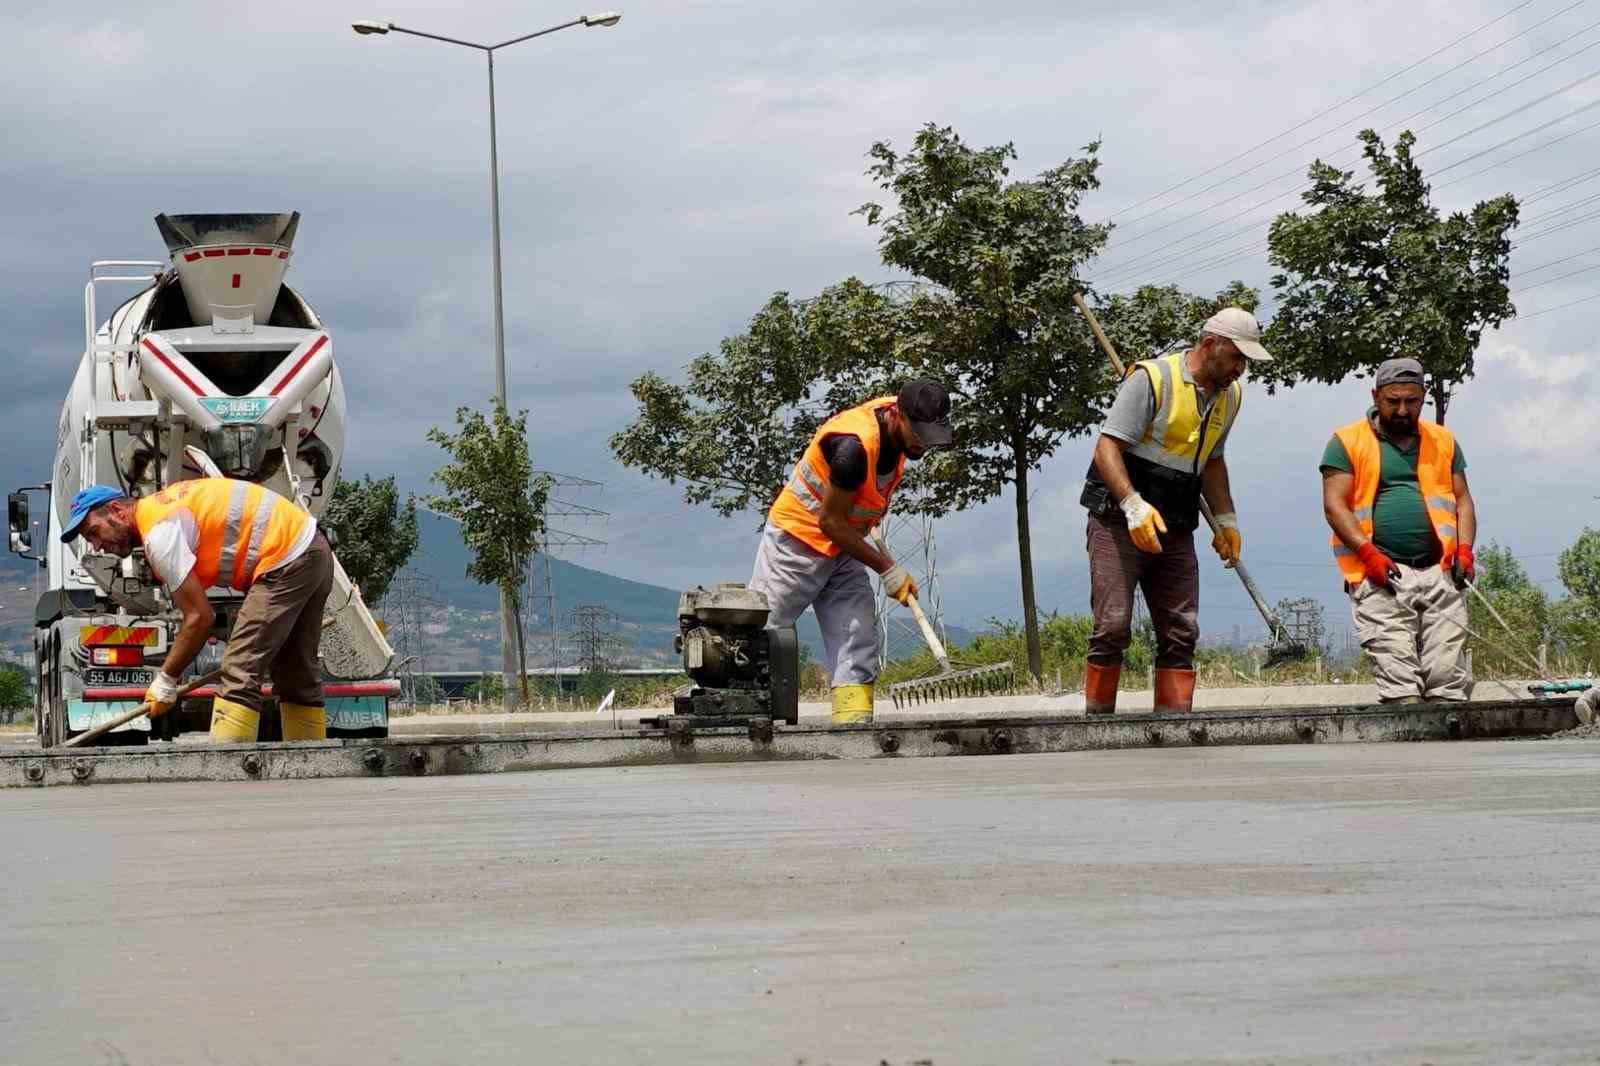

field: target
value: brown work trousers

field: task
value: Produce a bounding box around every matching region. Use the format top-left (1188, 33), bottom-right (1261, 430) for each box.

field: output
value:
top-left (217, 533), bottom-right (334, 711)
top-left (1086, 512), bottom-right (1200, 669)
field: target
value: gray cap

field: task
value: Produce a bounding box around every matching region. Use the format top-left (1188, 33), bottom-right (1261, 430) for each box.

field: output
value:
top-left (1374, 357), bottom-right (1425, 389)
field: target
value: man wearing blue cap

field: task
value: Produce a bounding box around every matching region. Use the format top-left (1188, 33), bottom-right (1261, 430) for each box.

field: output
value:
top-left (60, 477), bottom-right (332, 742)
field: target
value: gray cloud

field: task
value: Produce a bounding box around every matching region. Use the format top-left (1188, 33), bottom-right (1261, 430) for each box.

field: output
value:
top-left (3, 0), bottom-right (1596, 644)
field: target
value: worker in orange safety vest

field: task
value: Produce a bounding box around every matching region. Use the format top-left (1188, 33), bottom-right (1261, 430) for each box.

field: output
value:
top-left (752, 380), bottom-right (954, 723)
top-left (1321, 357), bottom-right (1478, 702)
top-left (61, 477), bottom-right (334, 742)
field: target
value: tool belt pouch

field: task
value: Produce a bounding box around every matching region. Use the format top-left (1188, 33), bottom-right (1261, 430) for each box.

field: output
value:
top-left (1128, 460), bottom-right (1201, 534)
top-left (1079, 480), bottom-right (1115, 517)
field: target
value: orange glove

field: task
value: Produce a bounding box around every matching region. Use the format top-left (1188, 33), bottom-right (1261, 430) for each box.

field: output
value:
top-left (1120, 492), bottom-right (1167, 554)
top-left (881, 563), bottom-right (918, 606)
top-left (1211, 512), bottom-right (1242, 568)
top-left (1357, 542), bottom-right (1400, 590)
top-left (143, 671), bottom-right (180, 719)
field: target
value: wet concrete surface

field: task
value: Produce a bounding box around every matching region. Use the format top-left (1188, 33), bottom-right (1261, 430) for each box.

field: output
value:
top-left (4, 741), bottom-right (1600, 1065)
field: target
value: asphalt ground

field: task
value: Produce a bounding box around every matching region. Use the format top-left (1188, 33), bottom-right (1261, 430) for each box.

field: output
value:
top-left (4, 739), bottom-right (1599, 1064)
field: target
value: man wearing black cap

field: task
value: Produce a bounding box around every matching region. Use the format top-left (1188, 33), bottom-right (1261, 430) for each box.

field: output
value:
top-left (754, 380), bottom-right (953, 722)
top-left (1322, 357), bottom-right (1477, 702)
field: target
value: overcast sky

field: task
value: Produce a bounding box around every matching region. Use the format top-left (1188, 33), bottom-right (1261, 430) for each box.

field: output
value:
top-left (3, 0), bottom-right (1598, 643)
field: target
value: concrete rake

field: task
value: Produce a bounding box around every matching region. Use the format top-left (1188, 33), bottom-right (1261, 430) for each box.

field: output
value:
top-left (871, 528), bottom-right (1017, 708)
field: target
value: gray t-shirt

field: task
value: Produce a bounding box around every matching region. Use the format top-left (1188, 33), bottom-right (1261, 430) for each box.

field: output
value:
top-left (1099, 359), bottom-right (1228, 459)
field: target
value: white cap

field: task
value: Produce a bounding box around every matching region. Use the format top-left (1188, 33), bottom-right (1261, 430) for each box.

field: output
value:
top-left (1201, 307), bottom-right (1273, 362)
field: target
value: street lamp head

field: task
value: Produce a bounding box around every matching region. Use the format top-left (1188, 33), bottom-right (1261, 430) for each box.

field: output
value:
top-left (582, 11), bottom-right (622, 27)
top-left (351, 20), bottom-right (392, 35)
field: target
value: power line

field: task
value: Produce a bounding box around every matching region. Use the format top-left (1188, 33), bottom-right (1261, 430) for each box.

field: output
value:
top-left (1514, 287), bottom-right (1600, 316)
top-left (1102, 0), bottom-right (1551, 222)
top-left (1097, 62), bottom-right (1600, 288)
top-left (1105, 4), bottom-right (1596, 243)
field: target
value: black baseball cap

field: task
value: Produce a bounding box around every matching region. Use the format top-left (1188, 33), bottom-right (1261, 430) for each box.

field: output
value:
top-left (897, 378), bottom-right (953, 449)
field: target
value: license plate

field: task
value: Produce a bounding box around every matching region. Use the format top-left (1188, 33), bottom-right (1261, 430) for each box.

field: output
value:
top-left (84, 668), bottom-right (155, 686)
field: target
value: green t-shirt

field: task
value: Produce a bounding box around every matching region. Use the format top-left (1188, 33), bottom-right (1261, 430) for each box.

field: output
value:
top-left (1320, 418), bottom-right (1466, 562)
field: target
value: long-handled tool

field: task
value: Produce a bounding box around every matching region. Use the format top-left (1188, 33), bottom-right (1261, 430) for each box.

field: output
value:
top-left (1072, 293), bottom-right (1303, 665)
top-left (60, 669), bottom-right (224, 749)
top-left (870, 527), bottom-right (1016, 708)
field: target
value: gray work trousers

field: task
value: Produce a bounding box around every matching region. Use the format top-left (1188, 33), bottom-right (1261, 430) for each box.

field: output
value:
top-left (1349, 562), bottom-right (1472, 702)
top-left (749, 524), bottom-right (878, 686)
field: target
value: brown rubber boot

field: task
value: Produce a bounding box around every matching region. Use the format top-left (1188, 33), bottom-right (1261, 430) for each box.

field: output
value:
top-left (1153, 667), bottom-right (1197, 715)
top-left (1084, 661), bottom-right (1120, 716)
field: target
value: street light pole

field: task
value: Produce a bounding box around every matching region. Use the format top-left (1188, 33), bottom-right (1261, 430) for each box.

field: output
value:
top-left (354, 13), bottom-right (622, 706)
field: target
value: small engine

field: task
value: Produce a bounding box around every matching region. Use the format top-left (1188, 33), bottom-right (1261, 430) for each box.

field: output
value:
top-left (668, 583), bottom-right (799, 725)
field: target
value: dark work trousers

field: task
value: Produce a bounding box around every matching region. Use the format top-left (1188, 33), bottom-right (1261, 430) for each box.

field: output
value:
top-left (1086, 512), bottom-right (1200, 669)
top-left (216, 533), bottom-right (335, 711)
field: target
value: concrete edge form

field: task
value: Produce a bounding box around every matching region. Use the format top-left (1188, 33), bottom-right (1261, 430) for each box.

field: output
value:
top-left (0, 698), bottom-right (1578, 788)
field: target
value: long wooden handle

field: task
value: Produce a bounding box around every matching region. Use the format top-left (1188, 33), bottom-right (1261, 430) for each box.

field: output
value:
top-left (1073, 293), bottom-right (1285, 638)
top-left (869, 526), bottom-right (950, 670)
top-left (60, 669), bottom-right (225, 749)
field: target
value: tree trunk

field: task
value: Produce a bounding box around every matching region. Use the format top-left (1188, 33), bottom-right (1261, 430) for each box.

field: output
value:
top-left (509, 584), bottom-right (531, 706)
top-left (499, 586), bottom-right (519, 709)
top-left (1431, 381), bottom-right (1450, 425)
top-left (1013, 442), bottom-right (1043, 682)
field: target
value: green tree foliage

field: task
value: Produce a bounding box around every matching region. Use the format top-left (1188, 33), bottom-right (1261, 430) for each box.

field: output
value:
top-left (1264, 130), bottom-right (1518, 423)
top-left (855, 125), bottom-right (1112, 680)
top-left (426, 403), bottom-right (548, 705)
top-left (323, 474), bottom-right (419, 606)
top-left (609, 282), bottom-right (899, 519)
top-left (1096, 282), bottom-right (1261, 364)
top-left (0, 664), bottom-right (29, 713)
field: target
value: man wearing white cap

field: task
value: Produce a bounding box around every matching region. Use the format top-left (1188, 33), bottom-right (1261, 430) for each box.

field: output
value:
top-left (1078, 307), bottom-right (1272, 715)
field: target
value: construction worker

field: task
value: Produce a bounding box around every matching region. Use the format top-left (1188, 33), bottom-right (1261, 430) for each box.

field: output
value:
top-left (752, 380), bottom-right (953, 723)
top-left (60, 477), bottom-right (333, 741)
top-left (1321, 357), bottom-right (1476, 703)
top-left (1079, 308), bottom-right (1272, 715)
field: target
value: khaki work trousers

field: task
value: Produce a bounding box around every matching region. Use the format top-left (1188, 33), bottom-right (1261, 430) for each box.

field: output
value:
top-left (1349, 561), bottom-right (1471, 702)
top-left (216, 533), bottom-right (335, 712)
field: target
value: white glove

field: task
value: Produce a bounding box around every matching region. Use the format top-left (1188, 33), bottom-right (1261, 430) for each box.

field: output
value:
top-left (144, 671), bottom-right (181, 718)
top-left (881, 563), bottom-right (917, 606)
top-left (1119, 491), bottom-right (1167, 554)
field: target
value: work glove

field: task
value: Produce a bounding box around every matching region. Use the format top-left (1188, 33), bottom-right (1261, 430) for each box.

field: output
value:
top-left (1120, 492), bottom-right (1167, 554)
top-left (1356, 542), bottom-right (1401, 591)
top-left (1211, 512), bottom-right (1242, 568)
top-left (881, 563), bottom-right (918, 606)
top-left (1451, 543), bottom-right (1476, 590)
top-left (143, 671), bottom-right (181, 719)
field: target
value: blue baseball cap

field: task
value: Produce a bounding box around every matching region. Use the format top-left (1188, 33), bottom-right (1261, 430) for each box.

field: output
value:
top-left (60, 486), bottom-right (126, 543)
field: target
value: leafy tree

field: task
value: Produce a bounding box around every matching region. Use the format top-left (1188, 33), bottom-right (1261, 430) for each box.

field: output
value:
top-left (1264, 130), bottom-right (1518, 423)
top-left (0, 664), bottom-right (29, 713)
top-left (610, 281), bottom-right (900, 519)
top-left (855, 124), bottom-right (1112, 680)
top-left (1558, 529), bottom-right (1600, 615)
top-left (426, 403), bottom-right (548, 706)
top-left (323, 474), bottom-right (419, 606)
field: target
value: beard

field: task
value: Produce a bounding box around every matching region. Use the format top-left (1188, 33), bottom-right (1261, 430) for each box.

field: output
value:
top-left (97, 525), bottom-right (141, 558)
top-left (1377, 411), bottom-right (1418, 437)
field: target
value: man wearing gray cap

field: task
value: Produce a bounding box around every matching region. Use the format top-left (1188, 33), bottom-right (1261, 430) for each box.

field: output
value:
top-left (1321, 357), bottom-right (1477, 702)
top-left (1079, 307), bottom-right (1271, 715)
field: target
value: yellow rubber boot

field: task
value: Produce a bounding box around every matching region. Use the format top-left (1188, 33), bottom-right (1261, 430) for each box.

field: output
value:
top-left (209, 697), bottom-right (261, 744)
top-left (280, 702), bottom-right (328, 741)
top-left (830, 683), bottom-right (874, 724)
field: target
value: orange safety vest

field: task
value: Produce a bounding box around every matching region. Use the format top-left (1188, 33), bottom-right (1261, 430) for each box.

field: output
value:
top-left (768, 397), bottom-right (906, 556)
top-left (1329, 417), bottom-right (1459, 587)
top-left (135, 478), bottom-right (310, 591)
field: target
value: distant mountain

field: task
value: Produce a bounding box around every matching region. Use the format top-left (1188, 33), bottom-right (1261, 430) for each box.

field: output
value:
top-left (400, 511), bottom-right (976, 669)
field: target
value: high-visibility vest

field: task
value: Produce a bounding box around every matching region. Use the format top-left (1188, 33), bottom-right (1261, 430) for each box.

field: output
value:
top-left (768, 397), bottom-right (905, 556)
top-left (1123, 350), bottom-right (1242, 474)
top-left (134, 478), bottom-right (311, 590)
top-left (1329, 417), bottom-right (1459, 587)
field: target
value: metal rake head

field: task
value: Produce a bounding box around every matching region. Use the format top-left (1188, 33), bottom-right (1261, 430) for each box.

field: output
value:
top-left (889, 662), bottom-right (1017, 709)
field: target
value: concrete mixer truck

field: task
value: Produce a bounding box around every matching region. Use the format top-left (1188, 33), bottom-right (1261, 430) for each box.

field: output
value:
top-left (8, 213), bottom-right (396, 746)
